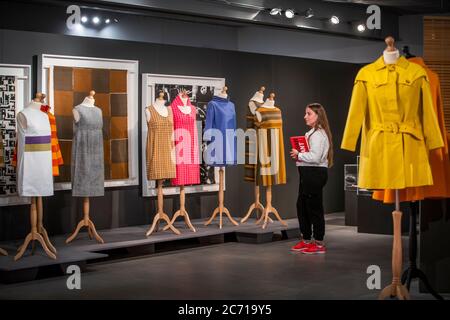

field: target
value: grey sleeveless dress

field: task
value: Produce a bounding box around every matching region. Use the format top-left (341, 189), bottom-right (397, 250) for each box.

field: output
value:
top-left (71, 105), bottom-right (105, 197)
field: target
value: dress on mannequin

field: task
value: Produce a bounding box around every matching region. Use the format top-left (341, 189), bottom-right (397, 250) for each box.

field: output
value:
top-left (171, 94), bottom-right (200, 186)
top-left (16, 101), bottom-right (53, 197)
top-left (373, 56), bottom-right (450, 202)
top-left (255, 100), bottom-right (286, 186)
top-left (204, 95), bottom-right (237, 166)
top-left (244, 91), bottom-right (264, 183)
top-left (71, 101), bottom-right (104, 197)
top-left (341, 55), bottom-right (443, 189)
top-left (146, 103), bottom-right (176, 180)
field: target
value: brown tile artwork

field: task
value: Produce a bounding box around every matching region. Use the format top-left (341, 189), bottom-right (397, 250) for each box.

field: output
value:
top-left (52, 66), bottom-right (129, 183)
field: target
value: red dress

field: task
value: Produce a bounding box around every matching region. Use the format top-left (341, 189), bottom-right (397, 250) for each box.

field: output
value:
top-left (171, 96), bottom-right (200, 186)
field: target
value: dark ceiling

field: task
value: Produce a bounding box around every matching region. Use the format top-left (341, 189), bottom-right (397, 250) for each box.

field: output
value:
top-left (321, 0), bottom-right (450, 14)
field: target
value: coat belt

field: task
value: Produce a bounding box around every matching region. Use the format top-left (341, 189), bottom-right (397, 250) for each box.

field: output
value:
top-left (372, 122), bottom-right (423, 140)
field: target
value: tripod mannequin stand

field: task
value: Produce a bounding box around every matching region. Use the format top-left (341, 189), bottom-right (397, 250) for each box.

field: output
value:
top-left (401, 201), bottom-right (443, 300)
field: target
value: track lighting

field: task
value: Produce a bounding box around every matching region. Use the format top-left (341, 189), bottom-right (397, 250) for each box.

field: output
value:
top-left (270, 8), bottom-right (282, 16)
top-left (330, 16), bottom-right (340, 24)
top-left (285, 9), bottom-right (295, 19)
top-left (357, 24), bottom-right (366, 32)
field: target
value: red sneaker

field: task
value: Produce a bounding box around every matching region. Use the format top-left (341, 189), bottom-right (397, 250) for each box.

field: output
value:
top-left (290, 240), bottom-right (312, 252)
top-left (301, 243), bottom-right (326, 254)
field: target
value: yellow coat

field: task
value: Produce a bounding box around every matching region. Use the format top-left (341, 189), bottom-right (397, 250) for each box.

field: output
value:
top-left (341, 56), bottom-right (444, 190)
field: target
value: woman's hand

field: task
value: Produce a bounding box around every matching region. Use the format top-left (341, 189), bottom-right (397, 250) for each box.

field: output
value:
top-left (290, 148), bottom-right (299, 160)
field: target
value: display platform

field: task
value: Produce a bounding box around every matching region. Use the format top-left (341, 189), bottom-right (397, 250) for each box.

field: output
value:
top-left (0, 218), bottom-right (299, 284)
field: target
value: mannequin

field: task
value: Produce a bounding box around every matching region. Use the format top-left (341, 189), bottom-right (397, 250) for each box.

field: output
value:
top-left (178, 89), bottom-right (192, 114)
top-left (15, 92), bottom-right (56, 261)
top-left (146, 90), bottom-right (180, 236)
top-left (72, 91), bottom-right (95, 123)
top-left (383, 36), bottom-right (400, 65)
top-left (376, 36), bottom-right (410, 300)
top-left (241, 86), bottom-right (268, 224)
top-left (255, 93), bottom-right (287, 229)
top-left (204, 86), bottom-right (239, 229)
top-left (145, 90), bottom-right (168, 122)
top-left (255, 92), bottom-right (276, 122)
top-left (66, 90), bottom-right (104, 244)
top-left (165, 89), bottom-right (198, 232)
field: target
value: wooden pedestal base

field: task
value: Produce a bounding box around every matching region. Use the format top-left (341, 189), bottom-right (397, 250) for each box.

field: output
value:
top-left (205, 168), bottom-right (239, 229)
top-left (15, 197), bottom-right (57, 261)
top-left (66, 197), bottom-right (104, 244)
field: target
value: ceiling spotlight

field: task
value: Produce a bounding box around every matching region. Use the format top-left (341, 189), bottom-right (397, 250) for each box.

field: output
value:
top-left (113, 18), bottom-right (119, 23)
top-left (270, 8), bottom-right (282, 16)
top-left (304, 8), bottom-right (314, 18)
top-left (105, 18), bottom-right (111, 24)
top-left (285, 9), bottom-right (295, 19)
top-left (330, 16), bottom-right (340, 24)
top-left (357, 24), bottom-right (366, 32)
top-left (81, 16), bottom-right (88, 23)
top-left (92, 16), bottom-right (100, 24)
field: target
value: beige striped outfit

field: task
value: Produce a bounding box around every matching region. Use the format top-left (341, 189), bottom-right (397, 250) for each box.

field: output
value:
top-left (255, 106), bottom-right (286, 186)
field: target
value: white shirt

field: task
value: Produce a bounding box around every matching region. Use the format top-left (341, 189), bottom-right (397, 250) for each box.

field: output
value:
top-left (296, 127), bottom-right (329, 168)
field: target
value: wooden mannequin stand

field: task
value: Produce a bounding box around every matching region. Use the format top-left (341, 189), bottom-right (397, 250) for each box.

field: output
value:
top-left (241, 185), bottom-right (265, 223)
top-left (258, 186), bottom-right (287, 229)
top-left (36, 197), bottom-right (57, 254)
top-left (205, 168), bottom-right (239, 229)
top-left (148, 180), bottom-right (181, 236)
top-left (163, 185), bottom-right (196, 232)
top-left (15, 197), bottom-right (56, 260)
top-left (66, 197), bottom-right (104, 244)
top-left (379, 190), bottom-right (410, 300)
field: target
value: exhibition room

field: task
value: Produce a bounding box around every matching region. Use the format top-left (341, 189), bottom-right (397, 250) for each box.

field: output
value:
top-left (0, 0), bottom-right (449, 301)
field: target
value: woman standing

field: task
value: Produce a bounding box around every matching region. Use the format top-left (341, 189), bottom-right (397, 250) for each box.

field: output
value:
top-left (290, 103), bottom-right (333, 254)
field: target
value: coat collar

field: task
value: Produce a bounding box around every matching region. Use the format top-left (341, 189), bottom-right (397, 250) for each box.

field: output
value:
top-left (374, 55), bottom-right (409, 71)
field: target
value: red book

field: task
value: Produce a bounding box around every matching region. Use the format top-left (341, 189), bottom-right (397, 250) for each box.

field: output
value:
top-left (290, 136), bottom-right (310, 153)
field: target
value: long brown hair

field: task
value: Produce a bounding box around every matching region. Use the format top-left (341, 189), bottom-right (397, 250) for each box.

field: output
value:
top-left (306, 103), bottom-right (334, 168)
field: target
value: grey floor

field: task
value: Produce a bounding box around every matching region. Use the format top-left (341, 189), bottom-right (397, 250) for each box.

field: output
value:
top-left (0, 213), bottom-right (448, 300)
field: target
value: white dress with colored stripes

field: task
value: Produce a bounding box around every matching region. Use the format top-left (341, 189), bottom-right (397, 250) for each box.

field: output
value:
top-left (17, 105), bottom-right (54, 196)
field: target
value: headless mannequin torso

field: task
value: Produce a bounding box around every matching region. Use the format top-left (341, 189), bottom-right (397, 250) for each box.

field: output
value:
top-left (74, 92), bottom-right (96, 123)
top-left (248, 86), bottom-right (265, 115)
top-left (146, 91), bottom-right (169, 121)
top-left (18, 99), bottom-right (43, 129)
top-left (383, 36), bottom-right (400, 65)
top-left (178, 93), bottom-right (192, 115)
top-left (256, 93), bottom-right (276, 122)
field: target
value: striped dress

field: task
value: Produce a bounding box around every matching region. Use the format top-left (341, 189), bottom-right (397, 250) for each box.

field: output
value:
top-left (146, 105), bottom-right (176, 180)
top-left (171, 96), bottom-right (200, 186)
top-left (16, 106), bottom-right (54, 196)
top-left (244, 104), bottom-right (258, 184)
top-left (255, 106), bottom-right (286, 186)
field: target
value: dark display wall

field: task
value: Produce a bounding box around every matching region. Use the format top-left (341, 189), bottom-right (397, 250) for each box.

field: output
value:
top-left (0, 29), bottom-right (359, 241)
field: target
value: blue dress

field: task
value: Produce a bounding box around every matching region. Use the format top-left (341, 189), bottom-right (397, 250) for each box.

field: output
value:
top-left (204, 96), bottom-right (237, 166)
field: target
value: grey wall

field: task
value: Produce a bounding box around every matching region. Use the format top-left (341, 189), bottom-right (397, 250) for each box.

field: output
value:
top-left (1, 0), bottom-right (401, 64)
top-left (0, 29), bottom-right (358, 241)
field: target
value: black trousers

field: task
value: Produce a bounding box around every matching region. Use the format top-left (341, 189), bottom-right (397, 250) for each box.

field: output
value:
top-left (296, 166), bottom-right (328, 241)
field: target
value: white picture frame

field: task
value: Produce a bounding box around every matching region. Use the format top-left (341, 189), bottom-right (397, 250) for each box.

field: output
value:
top-left (0, 64), bottom-right (32, 206)
top-left (141, 73), bottom-right (225, 197)
top-left (39, 54), bottom-right (139, 191)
